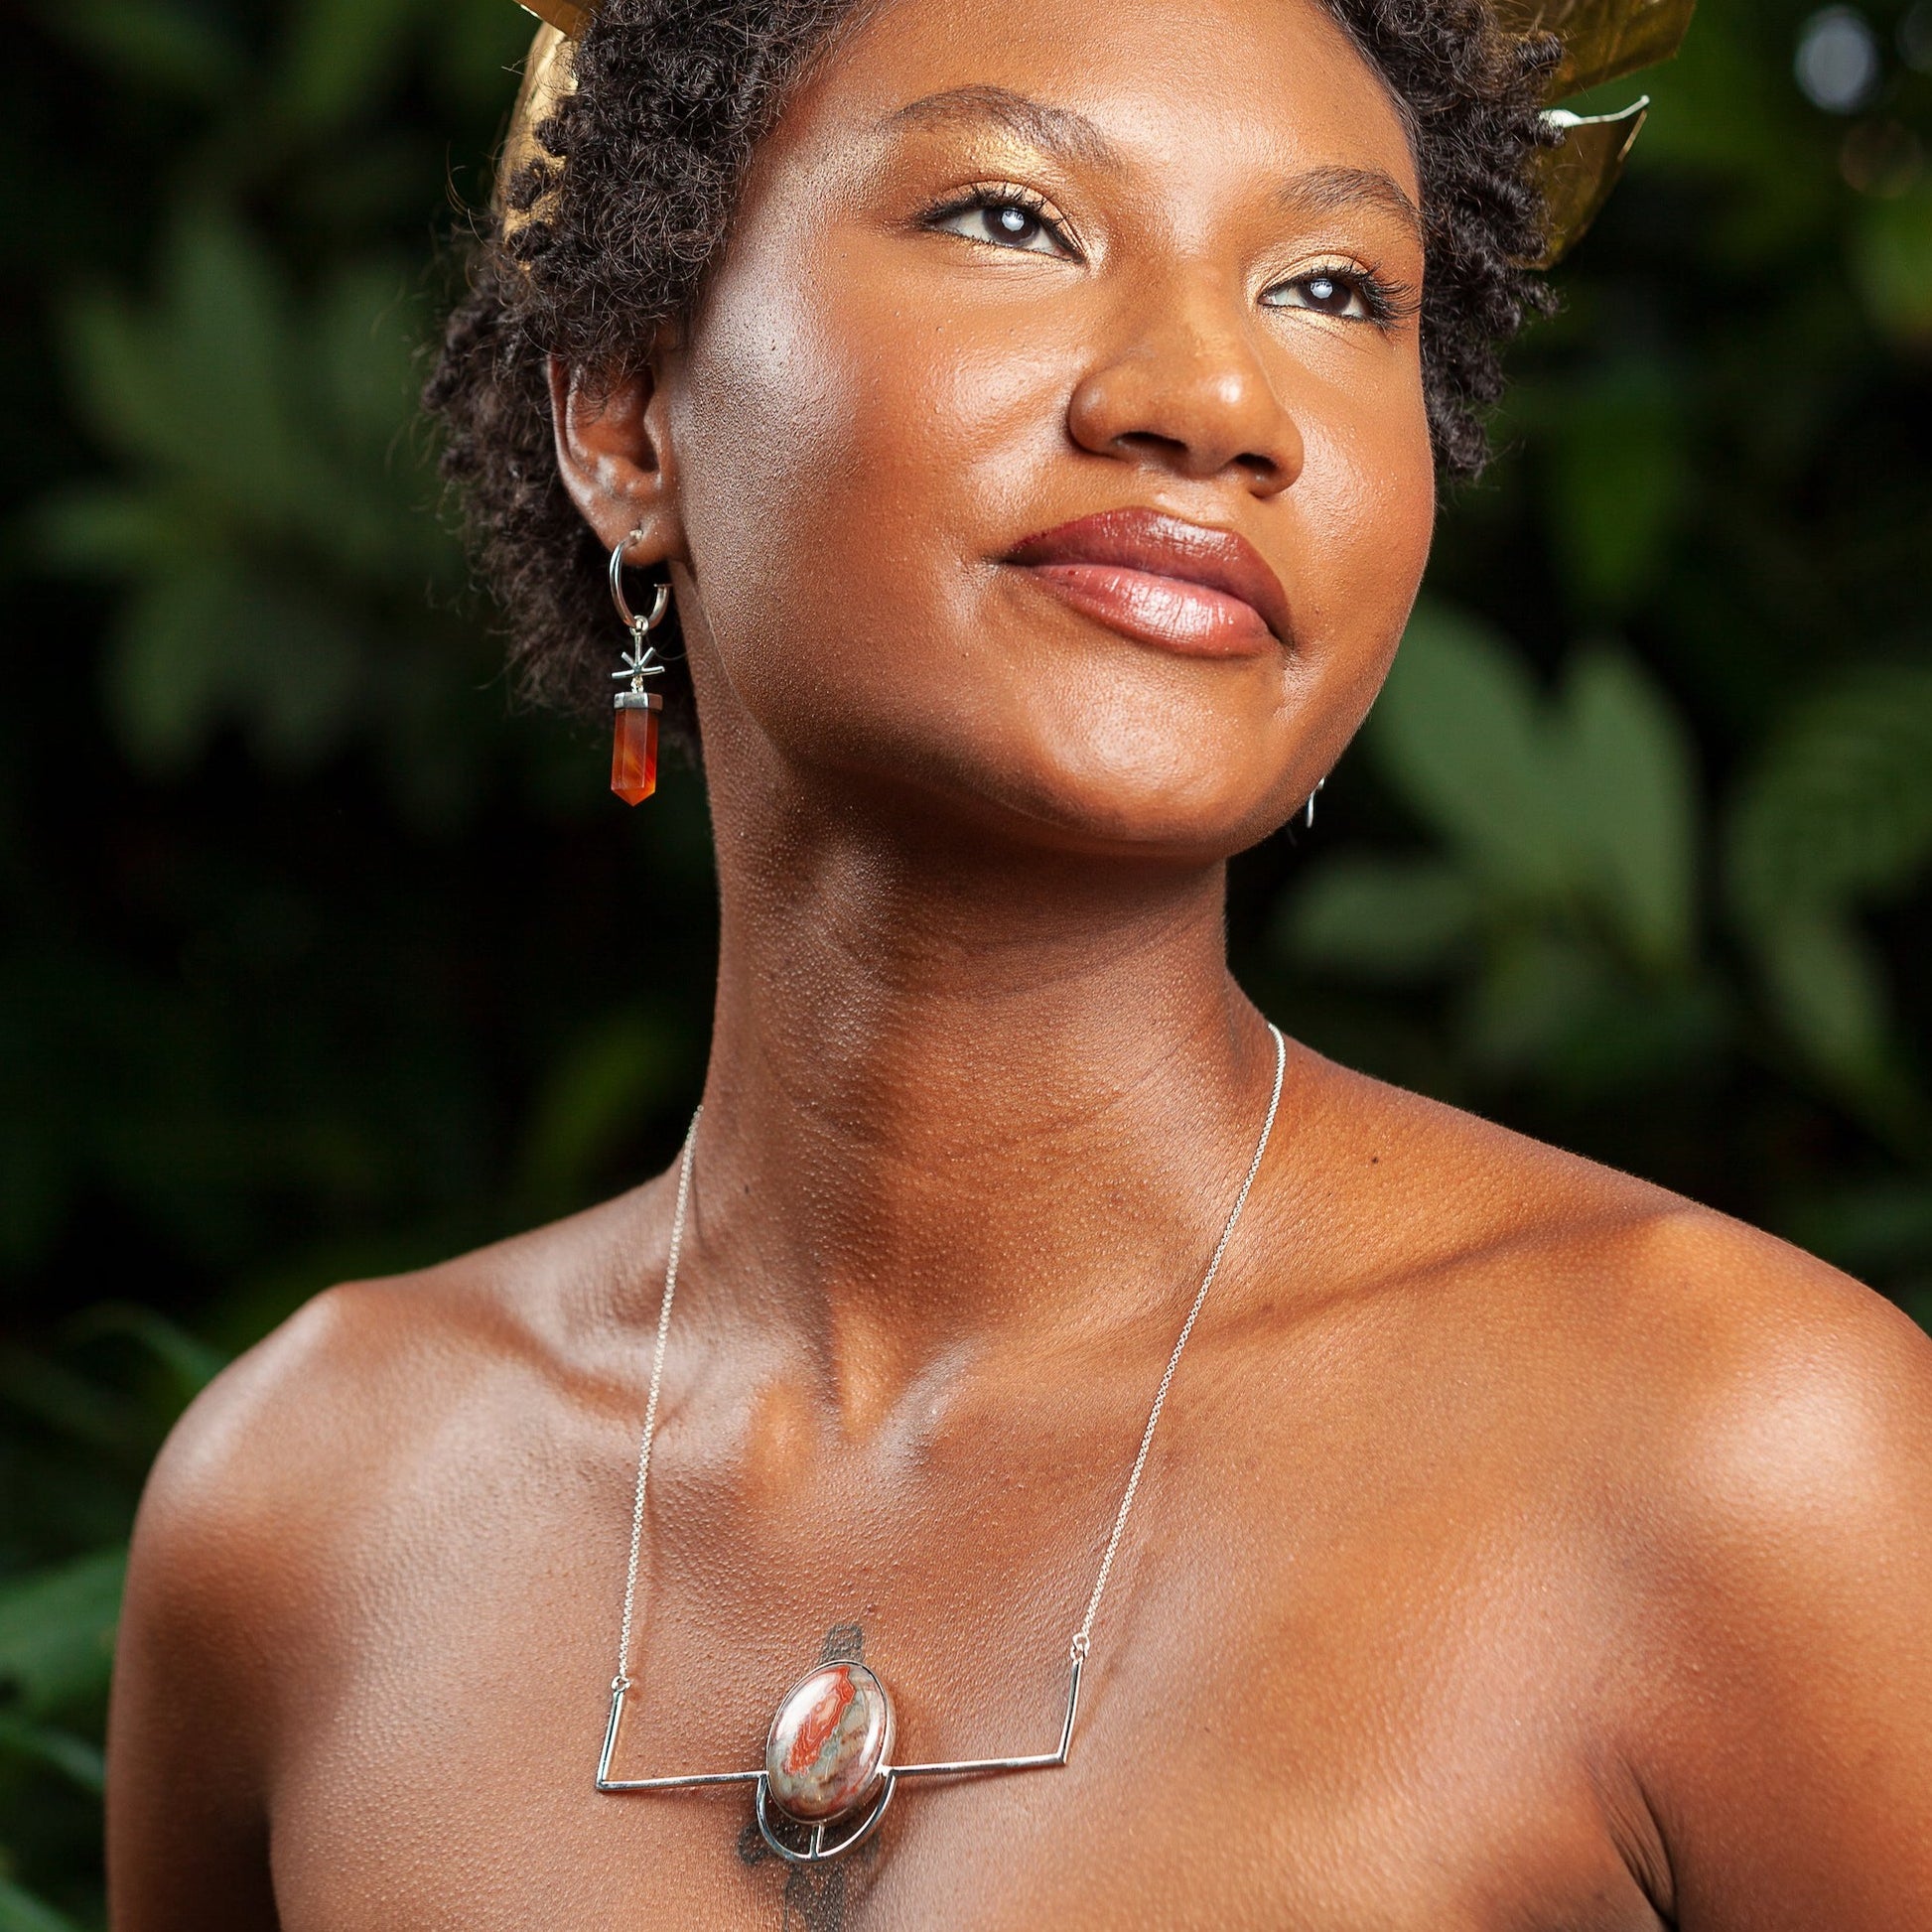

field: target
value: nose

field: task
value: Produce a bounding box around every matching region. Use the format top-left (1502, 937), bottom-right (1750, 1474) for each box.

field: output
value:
top-left (1066, 275), bottom-right (1306, 494)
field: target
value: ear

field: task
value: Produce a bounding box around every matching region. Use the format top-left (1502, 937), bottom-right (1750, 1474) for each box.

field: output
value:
top-left (550, 346), bottom-right (685, 567)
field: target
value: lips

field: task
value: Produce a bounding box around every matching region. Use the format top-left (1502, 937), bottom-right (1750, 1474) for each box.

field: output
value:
top-left (1005, 508), bottom-right (1292, 658)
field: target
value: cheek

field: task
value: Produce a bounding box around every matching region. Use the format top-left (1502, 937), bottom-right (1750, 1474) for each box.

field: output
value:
top-left (1285, 353), bottom-right (1437, 739)
top-left (670, 225), bottom-right (1043, 745)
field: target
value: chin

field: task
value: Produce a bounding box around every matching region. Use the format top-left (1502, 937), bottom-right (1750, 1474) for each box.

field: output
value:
top-left (1004, 661), bottom-right (1311, 857)
top-left (702, 593), bottom-right (1338, 862)
top-left (998, 763), bottom-right (1289, 863)
top-left (843, 699), bottom-right (1301, 864)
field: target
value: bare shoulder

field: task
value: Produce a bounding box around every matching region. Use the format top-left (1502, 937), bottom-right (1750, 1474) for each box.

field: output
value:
top-left (1284, 1047), bottom-right (1932, 1449)
top-left (1281, 1051), bottom-right (1932, 1911)
top-left (108, 1180), bottom-right (673, 1917)
top-left (124, 1180), bottom-right (665, 1657)
top-left (1270, 1047), bottom-right (1932, 1597)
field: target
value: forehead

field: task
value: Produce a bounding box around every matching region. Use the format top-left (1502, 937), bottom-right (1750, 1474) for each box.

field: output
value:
top-left (777, 0), bottom-right (1420, 205)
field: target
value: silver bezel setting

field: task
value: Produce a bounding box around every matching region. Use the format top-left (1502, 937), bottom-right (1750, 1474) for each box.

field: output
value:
top-left (762, 1661), bottom-right (897, 1826)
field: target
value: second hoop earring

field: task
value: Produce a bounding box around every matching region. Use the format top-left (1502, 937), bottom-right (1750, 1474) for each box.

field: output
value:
top-left (609, 531), bottom-right (671, 806)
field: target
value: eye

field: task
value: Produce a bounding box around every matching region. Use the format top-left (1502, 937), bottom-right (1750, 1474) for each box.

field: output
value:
top-left (924, 186), bottom-right (1078, 258)
top-left (1262, 265), bottom-right (1394, 324)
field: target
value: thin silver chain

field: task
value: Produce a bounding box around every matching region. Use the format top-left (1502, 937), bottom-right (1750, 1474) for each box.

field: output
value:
top-left (612, 1022), bottom-right (1288, 1690)
top-left (1069, 1021), bottom-right (1286, 1660)
top-left (614, 1108), bottom-right (699, 1692)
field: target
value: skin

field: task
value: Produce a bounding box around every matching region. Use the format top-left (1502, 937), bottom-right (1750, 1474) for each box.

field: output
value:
top-left (107, 0), bottom-right (1932, 1925)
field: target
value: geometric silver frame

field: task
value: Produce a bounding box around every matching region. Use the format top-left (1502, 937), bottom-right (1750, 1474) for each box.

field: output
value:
top-left (591, 1026), bottom-right (1285, 1868)
top-left (595, 1653), bottom-right (1083, 1866)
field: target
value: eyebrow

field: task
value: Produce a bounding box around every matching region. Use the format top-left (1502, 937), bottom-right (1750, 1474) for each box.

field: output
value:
top-left (882, 86), bottom-right (1125, 172)
top-left (1282, 166), bottom-right (1425, 246)
top-left (883, 91), bottom-right (1424, 245)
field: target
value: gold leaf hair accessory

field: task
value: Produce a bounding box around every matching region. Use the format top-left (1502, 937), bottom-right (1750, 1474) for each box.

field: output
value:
top-left (495, 9), bottom-right (577, 246)
top-left (494, 0), bottom-right (1694, 266)
top-left (520, 0), bottom-right (591, 33)
top-left (1496, 0), bottom-right (1698, 265)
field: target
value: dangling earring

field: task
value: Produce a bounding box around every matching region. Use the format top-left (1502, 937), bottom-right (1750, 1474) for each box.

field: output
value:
top-left (1305, 776), bottom-right (1327, 830)
top-left (609, 530), bottom-right (670, 806)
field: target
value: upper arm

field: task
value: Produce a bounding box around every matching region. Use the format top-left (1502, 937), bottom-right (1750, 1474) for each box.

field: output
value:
top-left (1624, 1237), bottom-right (1932, 1928)
top-left (109, 1389), bottom-right (281, 1927)
top-left (107, 1286), bottom-right (385, 1932)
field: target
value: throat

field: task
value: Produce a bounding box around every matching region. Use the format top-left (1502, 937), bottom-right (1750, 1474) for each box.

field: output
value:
top-left (656, 781), bottom-right (1294, 1430)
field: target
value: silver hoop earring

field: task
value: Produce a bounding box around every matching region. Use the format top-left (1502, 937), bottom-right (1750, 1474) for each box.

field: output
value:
top-left (608, 530), bottom-right (671, 807)
top-left (1305, 777), bottom-right (1327, 830)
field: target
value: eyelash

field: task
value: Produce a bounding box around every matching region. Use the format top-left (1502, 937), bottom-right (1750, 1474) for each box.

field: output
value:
top-left (1261, 262), bottom-right (1416, 329)
top-left (919, 186), bottom-right (1415, 331)
top-left (920, 183), bottom-right (1080, 256)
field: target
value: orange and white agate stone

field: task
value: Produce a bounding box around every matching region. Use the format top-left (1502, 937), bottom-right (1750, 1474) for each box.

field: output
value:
top-left (611, 702), bottom-right (658, 805)
top-left (763, 1663), bottom-right (896, 1824)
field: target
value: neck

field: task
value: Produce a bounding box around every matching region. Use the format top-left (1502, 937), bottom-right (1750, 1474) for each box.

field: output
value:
top-left (683, 764), bottom-right (1282, 1415)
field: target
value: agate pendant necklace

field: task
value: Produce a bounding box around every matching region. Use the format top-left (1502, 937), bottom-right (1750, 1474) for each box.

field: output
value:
top-left (595, 1024), bottom-right (1287, 1865)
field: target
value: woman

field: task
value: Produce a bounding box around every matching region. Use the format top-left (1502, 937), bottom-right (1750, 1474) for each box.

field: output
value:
top-left (106, 0), bottom-right (1932, 1923)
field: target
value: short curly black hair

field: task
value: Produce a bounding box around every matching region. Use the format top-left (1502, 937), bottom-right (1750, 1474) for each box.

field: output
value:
top-left (426, 0), bottom-right (1556, 737)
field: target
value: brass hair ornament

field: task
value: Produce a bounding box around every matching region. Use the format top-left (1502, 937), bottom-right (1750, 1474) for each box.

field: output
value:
top-left (496, 0), bottom-right (1693, 268)
top-left (496, 10), bottom-right (576, 242)
top-left (1493, 0), bottom-right (1698, 265)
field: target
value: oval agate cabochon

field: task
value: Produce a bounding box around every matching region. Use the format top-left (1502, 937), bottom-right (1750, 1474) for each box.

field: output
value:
top-left (763, 1662), bottom-right (896, 1824)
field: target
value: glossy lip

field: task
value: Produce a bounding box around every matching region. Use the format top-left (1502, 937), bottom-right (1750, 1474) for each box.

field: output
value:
top-left (1004, 508), bottom-right (1292, 658)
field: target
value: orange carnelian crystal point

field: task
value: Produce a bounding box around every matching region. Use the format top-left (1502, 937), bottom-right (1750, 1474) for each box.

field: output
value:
top-left (612, 705), bottom-right (658, 805)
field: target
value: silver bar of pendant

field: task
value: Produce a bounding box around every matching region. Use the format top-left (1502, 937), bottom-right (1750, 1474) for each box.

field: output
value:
top-left (595, 1684), bottom-right (763, 1791)
top-left (599, 1771), bottom-right (765, 1790)
top-left (890, 1654), bottom-right (1082, 1779)
top-left (597, 1684), bottom-right (623, 1785)
top-left (597, 1654), bottom-right (1083, 1791)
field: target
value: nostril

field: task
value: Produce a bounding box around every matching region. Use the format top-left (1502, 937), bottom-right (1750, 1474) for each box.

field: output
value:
top-left (1066, 349), bottom-right (1303, 487)
top-left (1110, 430), bottom-right (1190, 464)
top-left (1107, 431), bottom-right (1281, 485)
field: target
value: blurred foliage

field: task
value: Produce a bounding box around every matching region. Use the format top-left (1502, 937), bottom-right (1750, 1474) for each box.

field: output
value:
top-left (1254, 0), bottom-right (1932, 1330)
top-left (0, 0), bottom-right (1929, 1918)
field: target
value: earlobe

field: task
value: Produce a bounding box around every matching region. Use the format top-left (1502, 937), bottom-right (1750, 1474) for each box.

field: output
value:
top-left (550, 352), bottom-right (685, 565)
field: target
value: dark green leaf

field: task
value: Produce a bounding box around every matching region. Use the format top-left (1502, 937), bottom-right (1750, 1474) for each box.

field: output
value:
top-left (0, 1552), bottom-right (125, 1719)
top-left (0, 1878), bottom-right (86, 1932)
top-left (1855, 185), bottom-right (1932, 345)
top-left (1557, 643), bottom-right (1699, 968)
top-left (0, 1714), bottom-right (106, 1796)
top-left (1275, 858), bottom-right (1479, 980)
top-left (1545, 363), bottom-right (1689, 612)
top-left (43, 0), bottom-right (247, 103)
top-left (1371, 603), bottom-right (1570, 898)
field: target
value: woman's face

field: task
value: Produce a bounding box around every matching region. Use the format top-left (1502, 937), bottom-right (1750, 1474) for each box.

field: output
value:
top-left (574, 0), bottom-right (1436, 860)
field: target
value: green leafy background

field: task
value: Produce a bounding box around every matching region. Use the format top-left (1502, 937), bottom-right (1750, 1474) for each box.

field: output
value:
top-left (2, 0), bottom-right (1930, 1917)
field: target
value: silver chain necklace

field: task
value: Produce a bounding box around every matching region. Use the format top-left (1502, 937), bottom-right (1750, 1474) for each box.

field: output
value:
top-left (595, 1023), bottom-right (1288, 1865)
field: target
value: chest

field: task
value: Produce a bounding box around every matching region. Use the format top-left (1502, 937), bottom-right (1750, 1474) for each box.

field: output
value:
top-left (260, 1418), bottom-right (1662, 1932)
